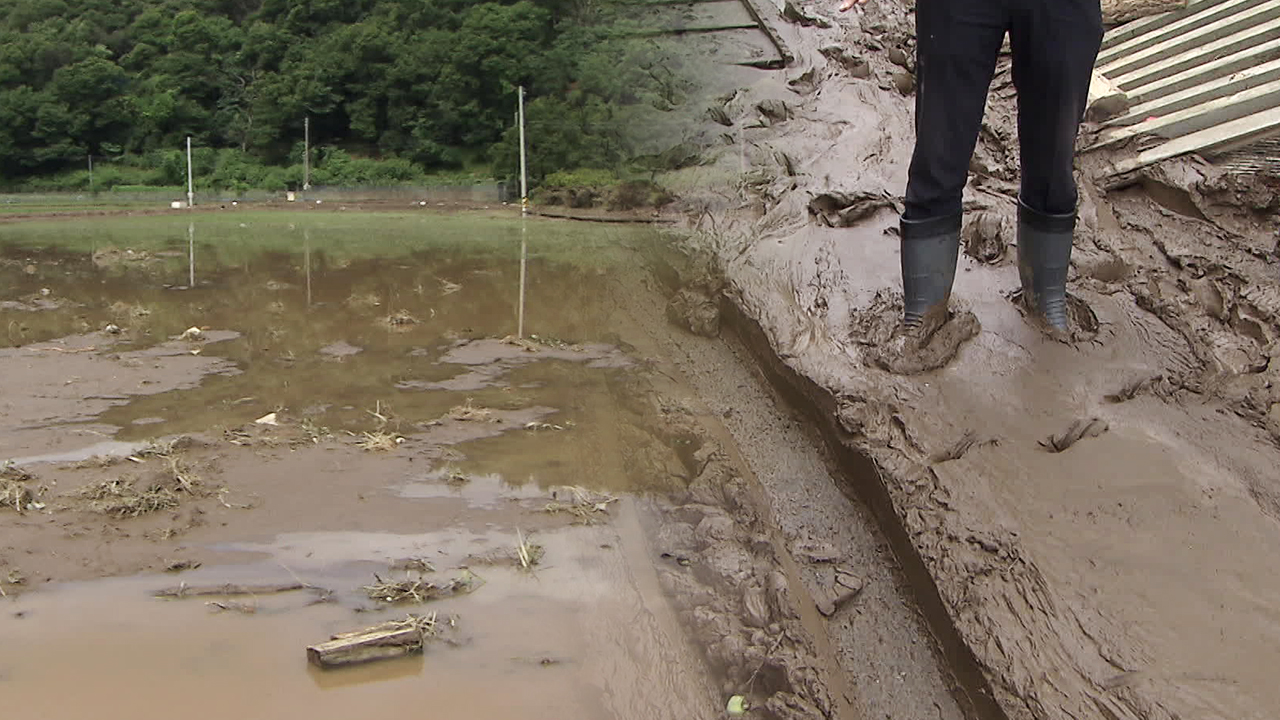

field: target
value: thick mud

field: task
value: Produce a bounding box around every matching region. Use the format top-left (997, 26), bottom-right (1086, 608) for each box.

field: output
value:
top-left (662, 1), bottom-right (1280, 719)
top-left (0, 211), bottom-right (969, 720)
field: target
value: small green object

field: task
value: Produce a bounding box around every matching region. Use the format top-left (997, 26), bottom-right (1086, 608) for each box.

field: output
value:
top-left (726, 695), bottom-right (748, 716)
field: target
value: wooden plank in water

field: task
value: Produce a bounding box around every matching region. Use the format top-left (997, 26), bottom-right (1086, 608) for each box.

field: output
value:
top-left (307, 625), bottom-right (424, 668)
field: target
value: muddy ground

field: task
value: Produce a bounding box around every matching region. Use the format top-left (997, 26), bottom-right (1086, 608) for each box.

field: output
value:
top-left (659, 0), bottom-right (1280, 719)
top-left (0, 212), bottom-right (982, 720)
top-left (4, 4), bottom-right (1278, 718)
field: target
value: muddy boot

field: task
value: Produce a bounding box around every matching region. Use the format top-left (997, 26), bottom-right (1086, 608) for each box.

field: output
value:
top-left (1016, 201), bottom-right (1075, 332)
top-left (901, 214), bottom-right (962, 329)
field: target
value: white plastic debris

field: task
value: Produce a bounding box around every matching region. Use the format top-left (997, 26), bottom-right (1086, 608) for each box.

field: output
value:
top-left (255, 413), bottom-right (279, 426)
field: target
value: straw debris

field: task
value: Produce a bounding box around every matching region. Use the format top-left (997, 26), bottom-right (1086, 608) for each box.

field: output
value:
top-left (382, 310), bottom-right (420, 329)
top-left (362, 570), bottom-right (482, 605)
top-left (358, 431), bottom-right (403, 452)
top-left (448, 399), bottom-right (498, 423)
top-left (75, 455), bottom-right (210, 517)
top-left (516, 529), bottom-right (544, 571)
top-left (544, 485), bottom-right (619, 524)
top-left (1, 463), bottom-right (43, 514)
top-left (76, 479), bottom-right (180, 517)
top-left (500, 335), bottom-right (540, 352)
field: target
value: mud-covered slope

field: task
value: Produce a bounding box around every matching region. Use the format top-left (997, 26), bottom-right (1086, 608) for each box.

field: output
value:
top-left (665, 1), bottom-right (1280, 718)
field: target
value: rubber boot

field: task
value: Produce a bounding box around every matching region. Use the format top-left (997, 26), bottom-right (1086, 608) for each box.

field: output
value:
top-left (901, 214), bottom-right (962, 328)
top-left (1016, 201), bottom-right (1075, 332)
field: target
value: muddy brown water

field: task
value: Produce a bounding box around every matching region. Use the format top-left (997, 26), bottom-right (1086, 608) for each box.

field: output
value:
top-left (0, 213), bottom-right (709, 716)
top-left (0, 211), bottom-right (968, 720)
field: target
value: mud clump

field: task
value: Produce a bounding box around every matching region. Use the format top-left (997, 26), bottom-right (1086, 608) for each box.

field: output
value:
top-left (807, 190), bottom-right (898, 228)
top-left (849, 291), bottom-right (980, 375)
top-left (963, 210), bottom-right (1009, 264)
top-left (1038, 418), bottom-right (1109, 453)
top-left (645, 419), bottom-right (838, 719)
top-left (668, 288), bottom-right (721, 337)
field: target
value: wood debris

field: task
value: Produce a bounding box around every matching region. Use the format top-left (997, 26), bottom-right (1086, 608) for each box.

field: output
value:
top-left (307, 613), bottom-right (455, 668)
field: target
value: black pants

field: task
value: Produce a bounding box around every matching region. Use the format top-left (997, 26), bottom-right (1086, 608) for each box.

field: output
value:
top-left (903, 0), bottom-right (1104, 223)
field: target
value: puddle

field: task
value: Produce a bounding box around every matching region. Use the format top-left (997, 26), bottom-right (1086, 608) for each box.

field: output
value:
top-left (0, 211), bottom-right (736, 719)
top-left (5, 439), bottom-right (150, 466)
top-left (1, 514), bottom-right (713, 720)
top-left (396, 470), bottom-right (547, 508)
top-left (0, 212), bottom-right (661, 458)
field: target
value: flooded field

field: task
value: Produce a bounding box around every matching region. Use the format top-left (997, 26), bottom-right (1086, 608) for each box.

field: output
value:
top-left (0, 211), bottom-right (815, 719)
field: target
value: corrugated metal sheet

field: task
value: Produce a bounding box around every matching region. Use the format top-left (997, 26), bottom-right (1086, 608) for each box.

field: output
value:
top-left (1090, 0), bottom-right (1280, 178)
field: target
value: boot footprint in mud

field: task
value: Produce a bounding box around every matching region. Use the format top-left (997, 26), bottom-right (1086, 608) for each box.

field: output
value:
top-left (849, 291), bottom-right (980, 375)
top-left (869, 311), bottom-right (981, 376)
top-left (1009, 289), bottom-right (1100, 344)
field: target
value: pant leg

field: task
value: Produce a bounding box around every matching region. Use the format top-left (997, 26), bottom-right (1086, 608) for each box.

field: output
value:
top-left (1008, 0), bottom-right (1104, 216)
top-left (904, 0), bottom-right (1009, 222)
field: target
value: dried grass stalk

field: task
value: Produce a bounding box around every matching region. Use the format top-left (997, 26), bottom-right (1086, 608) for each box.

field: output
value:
top-left (0, 463), bottom-right (40, 513)
top-left (0, 482), bottom-right (36, 513)
top-left (76, 479), bottom-right (179, 517)
top-left (382, 310), bottom-right (420, 329)
top-left (358, 431), bottom-right (401, 452)
top-left (447, 399), bottom-right (496, 422)
top-left (516, 529), bottom-right (544, 571)
top-left (543, 485), bottom-right (619, 525)
top-left (362, 571), bottom-right (482, 604)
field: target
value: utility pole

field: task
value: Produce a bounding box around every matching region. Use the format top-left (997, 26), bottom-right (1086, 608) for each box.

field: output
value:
top-left (516, 85), bottom-right (529, 339)
top-left (518, 86), bottom-right (528, 216)
top-left (88, 154), bottom-right (93, 193)
top-left (186, 136), bottom-right (194, 208)
top-left (303, 116), bottom-right (311, 191)
top-left (188, 222), bottom-right (195, 288)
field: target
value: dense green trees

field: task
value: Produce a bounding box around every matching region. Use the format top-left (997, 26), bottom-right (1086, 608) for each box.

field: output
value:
top-left (0, 0), bottom-right (688, 189)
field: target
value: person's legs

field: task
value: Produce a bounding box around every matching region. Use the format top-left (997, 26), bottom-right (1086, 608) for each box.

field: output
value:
top-left (1008, 0), bottom-right (1103, 330)
top-left (901, 0), bottom-right (1007, 327)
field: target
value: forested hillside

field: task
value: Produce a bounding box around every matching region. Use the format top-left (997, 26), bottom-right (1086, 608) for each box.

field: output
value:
top-left (0, 0), bottom-right (690, 190)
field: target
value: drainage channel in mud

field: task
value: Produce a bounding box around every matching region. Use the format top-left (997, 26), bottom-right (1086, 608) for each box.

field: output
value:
top-left (0, 211), bottom-right (872, 720)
